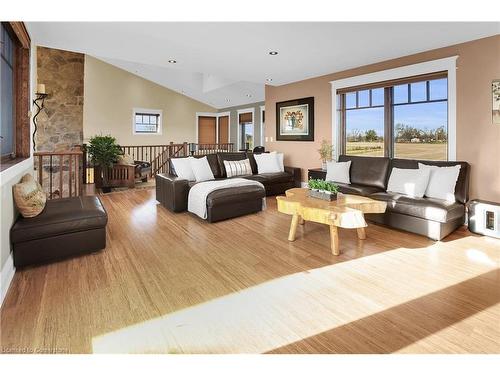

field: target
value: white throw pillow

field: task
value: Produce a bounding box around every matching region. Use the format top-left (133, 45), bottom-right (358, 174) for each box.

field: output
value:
top-left (270, 151), bottom-right (285, 172)
top-left (325, 160), bottom-right (351, 184)
top-left (171, 157), bottom-right (195, 181)
top-left (190, 156), bottom-right (215, 182)
top-left (387, 167), bottom-right (431, 198)
top-left (419, 163), bottom-right (461, 201)
top-left (254, 153), bottom-right (281, 174)
top-left (223, 159), bottom-right (253, 178)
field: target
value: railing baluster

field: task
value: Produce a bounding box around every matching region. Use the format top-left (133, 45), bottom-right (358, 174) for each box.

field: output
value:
top-left (49, 155), bottom-right (53, 198)
top-left (59, 155), bottom-right (64, 199)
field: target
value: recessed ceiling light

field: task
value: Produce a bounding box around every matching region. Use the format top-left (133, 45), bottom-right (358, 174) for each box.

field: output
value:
top-left (266, 78), bottom-right (273, 82)
top-left (246, 94), bottom-right (252, 98)
top-left (269, 51), bottom-right (278, 55)
top-left (225, 98), bottom-right (230, 102)
top-left (168, 59), bottom-right (177, 64)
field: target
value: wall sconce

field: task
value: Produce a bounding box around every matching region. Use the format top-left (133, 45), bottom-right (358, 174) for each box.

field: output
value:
top-left (32, 84), bottom-right (49, 151)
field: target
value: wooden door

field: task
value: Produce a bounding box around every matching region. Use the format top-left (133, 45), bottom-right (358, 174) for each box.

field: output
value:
top-left (198, 116), bottom-right (217, 144)
top-left (218, 116), bottom-right (229, 143)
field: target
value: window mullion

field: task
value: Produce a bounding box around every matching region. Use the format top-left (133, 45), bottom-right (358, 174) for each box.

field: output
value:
top-left (384, 87), bottom-right (393, 158)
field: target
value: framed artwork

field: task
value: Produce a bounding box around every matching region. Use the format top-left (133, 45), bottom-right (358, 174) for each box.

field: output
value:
top-left (493, 80), bottom-right (500, 125)
top-left (276, 97), bottom-right (314, 141)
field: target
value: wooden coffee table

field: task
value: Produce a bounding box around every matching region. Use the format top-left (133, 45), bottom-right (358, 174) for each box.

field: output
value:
top-left (276, 188), bottom-right (386, 255)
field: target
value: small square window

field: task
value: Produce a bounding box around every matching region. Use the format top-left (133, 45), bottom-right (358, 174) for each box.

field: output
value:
top-left (393, 84), bottom-right (408, 104)
top-left (133, 109), bottom-right (162, 134)
top-left (410, 82), bottom-right (427, 102)
top-left (358, 90), bottom-right (370, 107)
top-left (371, 88), bottom-right (384, 106)
top-left (346, 92), bottom-right (357, 109)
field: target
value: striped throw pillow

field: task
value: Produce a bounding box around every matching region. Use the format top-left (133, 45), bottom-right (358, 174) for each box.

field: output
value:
top-left (223, 159), bottom-right (253, 178)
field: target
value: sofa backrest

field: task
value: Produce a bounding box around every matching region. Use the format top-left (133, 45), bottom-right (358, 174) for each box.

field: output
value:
top-left (338, 155), bottom-right (391, 190)
top-left (391, 158), bottom-right (470, 204)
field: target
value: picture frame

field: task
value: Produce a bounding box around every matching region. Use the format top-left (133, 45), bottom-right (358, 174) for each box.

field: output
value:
top-left (492, 80), bottom-right (500, 125)
top-left (276, 97), bottom-right (314, 141)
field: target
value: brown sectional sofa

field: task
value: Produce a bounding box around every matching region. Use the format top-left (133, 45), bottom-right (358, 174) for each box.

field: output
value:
top-left (310, 155), bottom-right (470, 240)
top-left (156, 152), bottom-right (301, 221)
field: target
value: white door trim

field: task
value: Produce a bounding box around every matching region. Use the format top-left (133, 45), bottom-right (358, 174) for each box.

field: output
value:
top-left (260, 105), bottom-right (265, 147)
top-left (330, 56), bottom-right (458, 161)
top-left (236, 107), bottom-right (255, 150)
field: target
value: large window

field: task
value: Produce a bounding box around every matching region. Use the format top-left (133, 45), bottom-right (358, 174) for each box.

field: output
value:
top-left (0, 22), bottom-right (30, 170)
top-left (339, 74), bottom-right (448, 160)
top-left (238, 111), bottom-right (254, 150)
top-left (133, 109), bottom-right (162, 135)
top-left (1, 23), bottom-right (16, 159)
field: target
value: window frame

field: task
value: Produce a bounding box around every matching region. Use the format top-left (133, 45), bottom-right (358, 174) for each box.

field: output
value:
top-left (0, 22), bottom-right (31, 170)
top-left (132, 108), bottom-right (163, 136)
top-left (339, 75), bottom-right (448, 159)
top-left (236, 107), bottom-right (254, 150)
top-left (330, 56), bottom-right (457, 161)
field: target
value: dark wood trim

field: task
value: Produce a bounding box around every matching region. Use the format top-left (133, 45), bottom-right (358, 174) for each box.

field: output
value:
top-left (337, 71), bottom-right (447, 94)
top-left (384, 87), bottom-right (393, 158)
top-left (9, 22), bottom-right (31, 48)
top-left (15, 44), bottom-right (31, 158)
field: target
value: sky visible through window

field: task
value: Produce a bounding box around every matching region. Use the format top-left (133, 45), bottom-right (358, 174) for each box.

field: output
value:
top-left (346, 78), bottom-right (447, 137)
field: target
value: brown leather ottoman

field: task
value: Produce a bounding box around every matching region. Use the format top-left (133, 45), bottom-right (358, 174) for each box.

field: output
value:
top-left (206, 185), bottom-right (266, 223)
top-left (10, 196), bottom-right (108, 268)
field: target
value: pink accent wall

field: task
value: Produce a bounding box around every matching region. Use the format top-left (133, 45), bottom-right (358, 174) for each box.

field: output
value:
top-left (265, 35), bottom-right (500, 201)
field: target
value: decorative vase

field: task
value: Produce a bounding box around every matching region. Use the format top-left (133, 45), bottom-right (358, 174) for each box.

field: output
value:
top-left (321, 160), bottom-right (327, 171)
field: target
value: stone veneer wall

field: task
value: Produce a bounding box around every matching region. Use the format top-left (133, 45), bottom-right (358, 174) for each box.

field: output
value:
top-left (36, 46), bottom-right (84, 151)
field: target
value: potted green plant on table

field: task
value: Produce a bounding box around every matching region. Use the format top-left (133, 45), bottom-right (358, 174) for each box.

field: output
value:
top-left (87, 135), bottom-right (122, 193)
top-left (308, 178), bottom-right (339, 201)
top-left (318, 139), bottom-right (334, 170)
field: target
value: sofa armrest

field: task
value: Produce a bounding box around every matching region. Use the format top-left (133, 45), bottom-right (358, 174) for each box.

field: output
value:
top-left (155, 173), bottom-right (190, 212)
top-left (284, 166), bottom-right (301, 187)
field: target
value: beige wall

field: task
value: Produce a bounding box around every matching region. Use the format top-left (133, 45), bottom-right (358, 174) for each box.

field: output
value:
top-left (265, 35), bottom-right (500, 201)
top-left (83, 56), bottom-right (216, 145)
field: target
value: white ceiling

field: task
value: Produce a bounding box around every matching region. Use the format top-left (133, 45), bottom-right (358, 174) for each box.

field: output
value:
top-left (27, 22), bottom-right (499, 109)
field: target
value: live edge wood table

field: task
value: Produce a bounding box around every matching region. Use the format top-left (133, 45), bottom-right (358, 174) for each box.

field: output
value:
top-left (276, 188), bottom-right (387, 255)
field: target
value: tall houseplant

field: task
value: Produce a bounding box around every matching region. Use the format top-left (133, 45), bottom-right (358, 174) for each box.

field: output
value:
top-left (87, 135), bottom-right (122, 192)
top-left (318, 139), bottom-right (334, 170)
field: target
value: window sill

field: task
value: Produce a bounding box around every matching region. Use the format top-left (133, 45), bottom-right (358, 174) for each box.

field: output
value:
top-left (0, 157), bottom-right (29, 173)
top-left (0, 157), bottom-right (32, 183)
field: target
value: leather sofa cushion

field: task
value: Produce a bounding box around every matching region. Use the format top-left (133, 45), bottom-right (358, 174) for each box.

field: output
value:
top-left (11, 196), bottom-right (108, 243)
top-left (207, 185), bottom-right (265, 207)
top-left (257, 172), bottom-right (294, 184)
top-left (338, 155), bottom-right (390, 190)
top-left (241, 174), bottom-right (267, 183)
top-left (391, 158), bottom-right (470, 204)
top-left (369, 192), bottom-right (465, 223)
top-left (336, 183), bottom-right (383, 196)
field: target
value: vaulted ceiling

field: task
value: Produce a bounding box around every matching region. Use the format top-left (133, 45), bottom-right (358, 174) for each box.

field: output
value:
top-left (27, 22), bottom-right (499, 108)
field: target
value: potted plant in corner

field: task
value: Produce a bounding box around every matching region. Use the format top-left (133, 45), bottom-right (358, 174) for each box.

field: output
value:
top-left (318, 139), bottom-right (334, 170)
top-left (87, 135), bottom-right (122, 193)
top-left (308, 178), bottom-right (339, 201)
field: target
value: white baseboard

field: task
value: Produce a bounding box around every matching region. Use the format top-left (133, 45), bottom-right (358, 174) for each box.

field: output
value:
top-left (300, 181), bottom-right (308, 188)
top-left (1, 254), bottom-right (15, 307)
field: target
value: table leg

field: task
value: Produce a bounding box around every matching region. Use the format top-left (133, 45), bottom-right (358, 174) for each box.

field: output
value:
top-left (330, 225), bottom-right (340, 255)
top-left (357, 227), bottom-right (366, 240)
top-left (299, 216), bottom-right (305, 225)
top-left (288, 214), bottom-right (300, 241)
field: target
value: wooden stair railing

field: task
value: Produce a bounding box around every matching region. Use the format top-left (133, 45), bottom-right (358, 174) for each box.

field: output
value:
top-left (81, 142), bottom-right (235, 183)
top-left (34, 150), bottom-right (83, 199)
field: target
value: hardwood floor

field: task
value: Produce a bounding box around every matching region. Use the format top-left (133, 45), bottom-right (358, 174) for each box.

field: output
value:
top-left (1, 188), bottom-right (499, 354)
